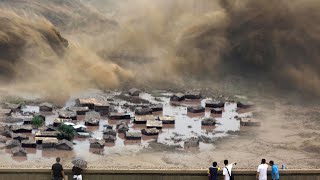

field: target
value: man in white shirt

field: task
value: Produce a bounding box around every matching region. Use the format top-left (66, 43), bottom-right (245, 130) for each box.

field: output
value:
top-left (256, 159), bottom-right (268, 180)
top-left (223, 159), bottom-right (237, 180)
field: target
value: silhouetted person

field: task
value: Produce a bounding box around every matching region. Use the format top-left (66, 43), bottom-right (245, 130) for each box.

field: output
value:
top-left (269, 160), bottom-right (280, 180)
top-left (51, 157), bottom-right (65, 180)
top-left (208, 161), bottom-right (220, 180)
top-left (256, 159), bottom-right (268, 180)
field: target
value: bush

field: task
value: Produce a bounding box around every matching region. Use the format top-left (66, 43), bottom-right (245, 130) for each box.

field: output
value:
top-left (31, 116), bottom-right (44, 128)
top-left (58, 124), bottom-right (75, 141)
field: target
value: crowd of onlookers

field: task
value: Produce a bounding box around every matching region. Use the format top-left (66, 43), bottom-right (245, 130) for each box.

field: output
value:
top-left (208, 159), bottom-right (280, 180)
top-left (51, 157), bottom-right (280, 180)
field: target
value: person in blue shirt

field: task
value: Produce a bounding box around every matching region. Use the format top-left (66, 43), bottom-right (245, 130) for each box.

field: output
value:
top-left (269, 160), bottom-right (280, 180)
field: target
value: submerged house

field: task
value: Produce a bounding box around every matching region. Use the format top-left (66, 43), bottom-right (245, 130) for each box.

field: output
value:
top-left (11, 147), bottom-right (27, 156)
top-left (89, 138), bottom-right (105, 148)
top-left (39, 102), bottom-right (54, 112)
top-left (56, 139), bottom-right (73, 150)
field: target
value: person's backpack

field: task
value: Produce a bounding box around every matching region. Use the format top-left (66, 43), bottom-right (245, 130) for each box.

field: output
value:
top-left (226, 167), bottom-right (234, 180)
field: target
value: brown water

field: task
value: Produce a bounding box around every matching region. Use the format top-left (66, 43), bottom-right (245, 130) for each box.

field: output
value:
top-left (1, 90), bottom-right (252, 161)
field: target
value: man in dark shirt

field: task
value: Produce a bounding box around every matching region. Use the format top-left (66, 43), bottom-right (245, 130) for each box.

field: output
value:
top-left (51, 157), bottom-right (65, 180)
top-left (208, 161), bottom-right (220, 180)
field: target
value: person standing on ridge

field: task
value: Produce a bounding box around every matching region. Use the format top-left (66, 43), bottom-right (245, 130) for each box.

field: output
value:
top-left (208, 161), bottom-right (220, 180)
top-left (269, 160), bottom-right (280, 180)
top-left (51, 157), bottom-right (65, 180)
top-left (223, 159), bottom-right (237, 180)
top-left (256, 159), bottom-right (268, 180)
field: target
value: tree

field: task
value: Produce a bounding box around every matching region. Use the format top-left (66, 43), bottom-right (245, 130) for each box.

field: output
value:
top-left (57, 124), bottom-right (75, 141)
top-left (31, 116), bottom-right (44, 128)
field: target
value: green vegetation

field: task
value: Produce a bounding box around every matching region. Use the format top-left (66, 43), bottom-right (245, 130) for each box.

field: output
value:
top-left (31, 116), bottom-right (44, 128)
top-left (57, 124), bottom-right (75, 141)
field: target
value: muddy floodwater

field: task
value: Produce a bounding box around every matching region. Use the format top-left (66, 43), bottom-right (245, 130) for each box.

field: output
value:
top-left (1, 90), bottom-right (255, 165)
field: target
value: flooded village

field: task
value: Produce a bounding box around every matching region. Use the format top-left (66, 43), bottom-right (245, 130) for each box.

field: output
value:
top-left (0, 89), bottom-right (259, 167)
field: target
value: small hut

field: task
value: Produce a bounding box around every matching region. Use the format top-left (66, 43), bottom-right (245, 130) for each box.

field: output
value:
top-left (187, 106), bottom-right (205, 113)
top-left (184, 91), bottom-right (201, 99)
top-left (39, 102), bottom-right (53, 112)
top-left (201, 117), bottom-right (217, 126)
top-left (77, 132), bottom-right (91, 138)
top-left (158, 116), bottom-right (175, 124)
top-left (21, 140), bottom-right (37, 148)
top-left (150, 104), bottom-right (163, 112)
top-left (12, 133), bottom-right (29, 142)
top-left (5, 139), bottom-right (21, 149)
top-left (67, 106), bottom-right (89, 115)
top-left (56, 139), bottom-right (73, 150)
top-left (89, 138), bottom-right (105, 148)
top-left (141, 128), bottom-right (159, 136)
top-left (134, 115), bottom-right (155, 124)
top-left (205, 100), bottom-right (225, 108)
top-left (11, 147), bottom-right (27, 156)
top-left (58, 110), bottom-right (77, 120)
top-left (102, 129), bottom-right (117, 136)
top-left (134, 107), bottom-right (152, 115)
top-left (116, 121), bottom-right (129, 133)
top-left (170, 93), bottom-right (185, 102)
top-left (76, 98), bottom-right (98, 109)
top-left (128, 88), bottom-right (141, 96)
top-left (35, 131), bottom-right (58, 138)
top-left (237, 101), bottom-right (255, 109)
top-left (125, 131), bottom-right (142, 140)
top-left (109, 112), bottom-right (131, 120)
top-left (11, 125), bottom-right (32, 133)
top-left (103, 134), bottom-right (116, 143)
top-left (53, 118), bottom-right (72, 127)
top-left (146, 120), bottom-right (163, 129)
top-left (94, 102), bottom-right (110, 116)
top-left (84, 111), bottom-right (100, 126)
top-left (42, 138), bottom-right (58, 148)
top-left (211, 108), bottom-right (223, 114)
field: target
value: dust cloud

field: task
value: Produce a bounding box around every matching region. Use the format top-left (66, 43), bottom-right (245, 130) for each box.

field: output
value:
top-left (0, 0), bottom-right (319, 103)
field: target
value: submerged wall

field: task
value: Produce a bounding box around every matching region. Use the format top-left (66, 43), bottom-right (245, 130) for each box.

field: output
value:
top-left (0, 169), bottom-right (319, 180)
